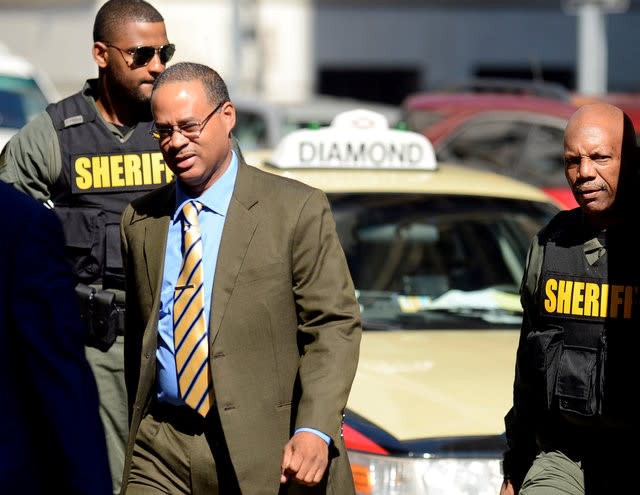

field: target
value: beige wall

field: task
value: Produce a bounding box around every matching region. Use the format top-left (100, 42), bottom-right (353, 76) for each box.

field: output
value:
top-left (0, 0), bottom-right (313, 101)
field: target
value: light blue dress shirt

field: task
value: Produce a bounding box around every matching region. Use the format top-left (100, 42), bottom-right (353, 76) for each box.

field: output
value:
top-left (156, 153), bottom-right (238, 405)
top-left (154, 151), bottom-right (329, 445)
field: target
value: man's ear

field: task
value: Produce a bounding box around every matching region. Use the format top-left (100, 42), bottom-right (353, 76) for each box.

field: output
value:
top-left (93, 41), bottom-right (109, 69)
top-left (222, 101), bottom-right (237, 137)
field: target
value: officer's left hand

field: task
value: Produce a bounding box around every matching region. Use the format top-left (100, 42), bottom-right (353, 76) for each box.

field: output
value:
top-left (280, 431), bottom-right (329, 486)
top-left (500, 479), bottom-right (516, 495)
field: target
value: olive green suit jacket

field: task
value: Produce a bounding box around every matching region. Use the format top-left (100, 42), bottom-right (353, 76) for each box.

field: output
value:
top-left (120, 159), bottom-right (362, 494)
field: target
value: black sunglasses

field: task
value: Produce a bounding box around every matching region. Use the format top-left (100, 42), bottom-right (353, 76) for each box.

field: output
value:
top-left (105, 43), bottom-right (176, 67)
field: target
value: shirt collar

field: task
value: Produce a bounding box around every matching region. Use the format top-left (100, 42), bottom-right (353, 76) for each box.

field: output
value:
top-left (173, 150), bottom-right (238, 221)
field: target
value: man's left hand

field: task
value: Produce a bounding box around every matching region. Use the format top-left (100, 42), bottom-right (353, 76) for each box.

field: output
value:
top-left (280, 431), bottom-right (329, 486)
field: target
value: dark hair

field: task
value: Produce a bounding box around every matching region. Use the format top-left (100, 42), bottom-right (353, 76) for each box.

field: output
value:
top-left (152, 62), bottom-right (230, 107)
top-left (621, 110), bottom-right (639, 173)
top-left (622, 112), bottom-right (637, 157)
top-left (93, 0), bottom-right (164, 42)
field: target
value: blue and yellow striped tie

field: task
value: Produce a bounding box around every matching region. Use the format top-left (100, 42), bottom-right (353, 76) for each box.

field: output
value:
top-left (174, 200), bottom-right (213, 417)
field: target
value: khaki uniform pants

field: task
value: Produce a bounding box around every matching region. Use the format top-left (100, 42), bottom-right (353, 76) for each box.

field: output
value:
top-left (86, 335), bottom-right (128, 495)
top-left (520, 448), bottom-right (631, 495)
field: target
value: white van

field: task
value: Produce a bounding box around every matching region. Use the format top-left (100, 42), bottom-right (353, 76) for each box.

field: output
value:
top-left (0, 43), bottom-right (58, 150)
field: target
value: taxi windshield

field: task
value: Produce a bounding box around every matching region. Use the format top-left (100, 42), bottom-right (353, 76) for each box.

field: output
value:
top-left (329, 192), bottom-right (556, 330)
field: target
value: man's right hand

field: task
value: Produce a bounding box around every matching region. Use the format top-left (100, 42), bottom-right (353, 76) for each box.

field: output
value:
top-left (280, 431), bottom-right (329, 486)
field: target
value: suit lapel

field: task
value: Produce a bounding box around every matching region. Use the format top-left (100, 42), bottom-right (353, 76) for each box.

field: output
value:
top-left (143, 215), bottom-right (171, 296)
top-left (133, 164), bottom-right (260, 344)
top-left (131, 183), bottom-right (176, 298)
top-left (126, 184), bottom-right (175, 411)
top-left (210, 161), bottom-right (259, 342)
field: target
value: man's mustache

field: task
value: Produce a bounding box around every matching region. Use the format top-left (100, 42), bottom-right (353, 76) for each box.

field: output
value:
top-left (573, 182), bottom-right (606, 193)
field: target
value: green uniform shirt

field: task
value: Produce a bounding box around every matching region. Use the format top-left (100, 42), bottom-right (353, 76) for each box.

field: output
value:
top-left (0, 79), bottom-right (133, 204)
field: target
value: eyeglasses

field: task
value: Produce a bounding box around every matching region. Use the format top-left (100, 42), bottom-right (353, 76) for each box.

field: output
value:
top-left (150, 101), bottom-right (226, 143)
top-left (105, 43), bottom-right (175, 68)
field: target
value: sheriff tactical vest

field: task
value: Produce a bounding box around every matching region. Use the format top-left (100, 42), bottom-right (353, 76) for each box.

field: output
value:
top-left (47, 92), bottom-right (174, 288)
top-left (530, 212), bottom-right (639, 428)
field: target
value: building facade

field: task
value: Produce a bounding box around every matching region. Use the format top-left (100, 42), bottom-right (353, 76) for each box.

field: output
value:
top-left (0, 0), bottom-right (638, 104)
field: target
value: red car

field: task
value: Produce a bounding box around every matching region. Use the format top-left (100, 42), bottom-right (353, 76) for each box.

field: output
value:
top-left (403, 90), bottom-right (581, 208)
top-left (572, 92), bottom-right (640, 136)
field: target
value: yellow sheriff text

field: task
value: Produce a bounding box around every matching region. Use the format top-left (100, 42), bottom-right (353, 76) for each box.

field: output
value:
top-left (544, 278), bottom-right (640, 319)
top-left (74, 152), bottom-right (173, 190)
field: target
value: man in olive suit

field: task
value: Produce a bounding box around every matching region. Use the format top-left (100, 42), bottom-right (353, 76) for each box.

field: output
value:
top-left (120, 62), bottom-right (362, 494)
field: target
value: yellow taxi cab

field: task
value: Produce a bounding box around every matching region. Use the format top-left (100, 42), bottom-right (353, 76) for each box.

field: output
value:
top-left (243, 109), bottom-right (562, 495)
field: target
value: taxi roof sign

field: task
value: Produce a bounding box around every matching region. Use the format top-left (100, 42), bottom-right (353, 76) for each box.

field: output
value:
top-left (267, 108), bottom-right (437, 170)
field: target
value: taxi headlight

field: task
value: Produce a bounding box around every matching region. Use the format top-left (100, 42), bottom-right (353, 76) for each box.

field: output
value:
top-left (349, 450), bottom-right (502, 495)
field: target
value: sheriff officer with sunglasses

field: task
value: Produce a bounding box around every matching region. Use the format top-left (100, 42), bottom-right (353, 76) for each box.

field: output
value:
top-left (0, 1), bottom-right (175, 493)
